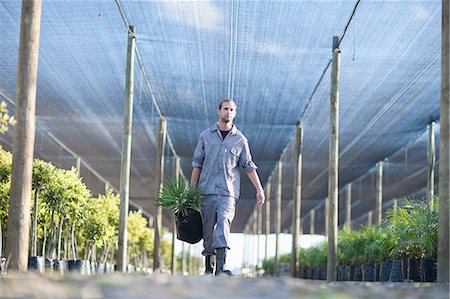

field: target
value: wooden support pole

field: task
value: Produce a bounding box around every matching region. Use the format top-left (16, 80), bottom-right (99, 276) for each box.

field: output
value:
top-left (310, 209), bottom-right (315, 235)
top-left (427, 121), bottom-right (436, 209)
top-left (291, 123), bottom-right (303, 278)
top-left (274, 162), bottom-right (282, 276)
top-left (257, 203), bottom-right (262, 272)
top-left (171, 157), bottom-right (180, 275)
top-left (325, 197), bottom-right (329, 238)
top-left (327, 36), bottom-right (340, 282)
top-left (76, 156), bottom-right (81, 177)
top-left (346, 183), bottom-right (352, 231)
top-left (367, 211), bottom-right (373, 227)
top-left (252, 208), bottom-right (257, 275)
top-left (376, 161), bottom-right (383, 224)
top-left (438, 0), bottom-right (450, 283)
top-left (264, 182), bottom-right (271, 264)
top-left (181, 242), bottom-right (186, 275)
top-left (5, 0), bottom-right (42, 271)
top-left (117, 25), bottom-right (136, 273)
top-left (153, 117), bottom-right (167, 272)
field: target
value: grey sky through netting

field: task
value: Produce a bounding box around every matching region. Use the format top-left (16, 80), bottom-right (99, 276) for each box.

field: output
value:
top-left (0, 0), bottom-right (442, 233)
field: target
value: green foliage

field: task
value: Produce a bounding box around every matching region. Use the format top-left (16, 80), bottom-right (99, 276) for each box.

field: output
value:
top-left (0, 101), bottom-right (16, 134)
top-left (387, 198), bottom-right (438, 259)
top-left (81, 191), bottom-right (119, 248)
top-left (156, 177), bottom-right (205, 217)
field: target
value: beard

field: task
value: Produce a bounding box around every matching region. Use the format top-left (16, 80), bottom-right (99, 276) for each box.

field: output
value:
top-left (220, 115), bottom-right (233, 123)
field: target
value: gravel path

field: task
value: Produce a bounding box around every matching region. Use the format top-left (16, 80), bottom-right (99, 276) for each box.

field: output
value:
top-left (0, 273), bottom-right (448, 299)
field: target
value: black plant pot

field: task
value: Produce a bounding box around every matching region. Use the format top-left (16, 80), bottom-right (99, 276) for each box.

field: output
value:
top-left (305, 267), bottom-right (312, 279)
top-left (352, 264), bottom-right (362, 281)
top-left (54, 259), bottom-right (68, 275)
top-left (380, 260), bottom-right (393, 282)
top-left (405, 258), bottom-right (422, 282)
top-left (389, 259), bottom-right (404, 282)
top-left (28, 256), bottom-right (45, 273)
top-left (337, 265), bottom-right (346, 281)
top-left (319, 267), bottom-right (326, 280)
top-left (68, 259), bottom-right (89, 275)
top-left (362, 262), bottom-right (375, 282)
top-left (345, 265), bottom-right (352, 281)
top-left (298, 267), bottom-right (304, 279)
top-left (375, 263), bottom-right (381, 281)
top-left (0, 257), bottom-right (6, 275)
top-left (45, 258), bottom-right (55, 272)
top-left (422, 256), bottom-right (437, 282)
top-left (97, 263), bottom-right (105, 275)
top-left (176, 209), bottom-right (203, 244)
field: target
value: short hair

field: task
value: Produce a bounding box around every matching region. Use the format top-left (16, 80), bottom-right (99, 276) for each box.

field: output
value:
top-left (218, 99), bottom-right (237, 110)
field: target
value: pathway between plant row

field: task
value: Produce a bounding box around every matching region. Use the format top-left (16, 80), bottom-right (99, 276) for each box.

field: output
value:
top-left (0, 273), bottom-right (448, 299)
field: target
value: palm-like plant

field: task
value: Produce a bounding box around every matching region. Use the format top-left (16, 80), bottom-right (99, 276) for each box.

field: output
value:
top-left (156, 178), bottom-right (205, 217)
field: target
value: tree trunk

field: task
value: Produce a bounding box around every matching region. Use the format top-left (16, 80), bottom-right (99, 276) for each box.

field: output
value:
top-left (56, 217), bottom-right (63, 260)
top-left (46, 209), bottom-right (55, 258)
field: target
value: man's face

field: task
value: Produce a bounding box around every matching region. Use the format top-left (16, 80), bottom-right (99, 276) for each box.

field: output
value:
top-left (218, 102), bottom-right (237, 124)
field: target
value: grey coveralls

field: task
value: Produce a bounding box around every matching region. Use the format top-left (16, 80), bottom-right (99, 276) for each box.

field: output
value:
top-left (192, 124), bottom-right (257, 256)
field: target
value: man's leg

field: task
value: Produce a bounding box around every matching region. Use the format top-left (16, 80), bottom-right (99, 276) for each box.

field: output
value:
top-left (201, 195), bottom-right (217, 274)
top-left (213, 196), bottom-right (236, 275)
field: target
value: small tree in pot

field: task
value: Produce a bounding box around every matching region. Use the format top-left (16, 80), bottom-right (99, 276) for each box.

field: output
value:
top-left (155, 178), bottom-right (205, 244)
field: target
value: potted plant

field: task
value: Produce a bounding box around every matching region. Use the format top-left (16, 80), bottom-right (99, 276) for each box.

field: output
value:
top-left (156, 178), bottom-right (205, 244)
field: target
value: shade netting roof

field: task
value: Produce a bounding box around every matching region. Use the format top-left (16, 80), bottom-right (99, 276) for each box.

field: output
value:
top-left (0, 0), bottom-right (442, 233)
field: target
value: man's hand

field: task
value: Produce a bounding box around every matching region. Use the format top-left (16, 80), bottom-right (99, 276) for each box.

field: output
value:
top-left (256, 190), bottom-right (265, 206)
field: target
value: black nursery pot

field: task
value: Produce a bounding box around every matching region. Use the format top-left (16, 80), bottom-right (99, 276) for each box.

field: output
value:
top-left (352, 264), bottom-right (363, 281)
top-left (380, 260), bottom-right (393, 282)
top-left (54, 259), bottom-right (68, 275)
top-left (337, 265), bottom-right (346, 281)
top-left (28, 256), bottom-right (45, 273)
top-left (68, 260), bottom-right (89, 275)
top-left (405, 258), bottom-right (422, 282)
top-left (362, 262), bottom-right (375, 282)
top-left (0, 257), bottom-right (6, 274)
top-left (423, 256), bottom-right (437, 282)
top-left (176, 209), bottom-right (203, 244)
top-left (389, 259), bottom-right (404, 282)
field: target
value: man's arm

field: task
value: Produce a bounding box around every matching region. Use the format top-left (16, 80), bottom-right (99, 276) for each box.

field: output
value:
top-left (190, 167), bottom-right (201, 187)
top-left (246, 169), bottom-right (265, 205)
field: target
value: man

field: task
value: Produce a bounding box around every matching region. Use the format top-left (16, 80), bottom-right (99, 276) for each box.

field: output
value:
top-left (191, 98), bottom-right (265, 276)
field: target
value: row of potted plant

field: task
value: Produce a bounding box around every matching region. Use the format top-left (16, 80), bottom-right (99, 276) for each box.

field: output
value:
top-left (0, 148), bottom-right (173, 274)
top-left (261, 197), bottom-right (438, 282)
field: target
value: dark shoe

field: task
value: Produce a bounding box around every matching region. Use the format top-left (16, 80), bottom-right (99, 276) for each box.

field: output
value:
top-left (215, 248), bottom-right (232, 276)
top-left (204, 255), bottom-right (215, 276)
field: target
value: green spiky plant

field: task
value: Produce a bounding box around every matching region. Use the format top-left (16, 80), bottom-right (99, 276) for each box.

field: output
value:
top-left (156, 177), bottom-right (205, 217)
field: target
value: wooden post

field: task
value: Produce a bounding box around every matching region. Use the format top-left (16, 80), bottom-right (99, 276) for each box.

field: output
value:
top-left (327, 36), bottom-right (340, 282)
top-left (438, 0), bottom-right (450, 283)
top-left (117, 25), bottom-right (136, 273)
top-left (427, 121), bottom-right (436, 209)
top-left (325, 197), bottom-right (329, 238)
top-left (264, 182), bottom-right (271, 264)
top-left (153, 117), bottom-right (167, 272)
top-left (376, 161), bottom-right (383, 224)
top-left (171, 157), bottom-right (180, 275)
top-left (274, 162), bottom-right (282, 276)
top-left (76, 156), bottom-right (81, 176)
top-left (346, 183), bottom-right (352, 231)
top-left (310, 209), bottom-right (315, 235)
top-left (367, 211), bottom-right (373, 227)
top-left (5, 0), bottom-right (42, 271)
top-left (291, 123), bottom-right (303, 278)
top-left (181, 242), bottom-right (186, 275)
top-left (252, 208), bottom-right (257, 275)
top-left (257, 203), bottom-right (262, 273)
